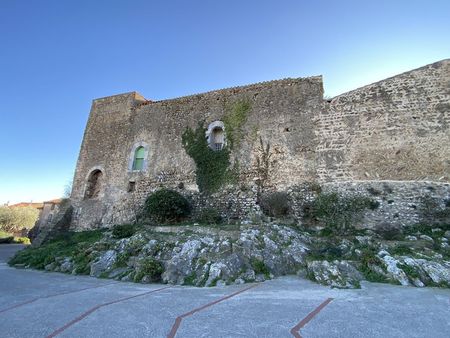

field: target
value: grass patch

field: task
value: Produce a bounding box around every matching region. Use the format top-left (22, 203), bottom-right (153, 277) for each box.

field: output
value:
top-left (112, 224), bottom-right (136, 239)
top-left (8, 230), bottom-right (103, 270)
top-left (390, 244), bottom-right (414, 256)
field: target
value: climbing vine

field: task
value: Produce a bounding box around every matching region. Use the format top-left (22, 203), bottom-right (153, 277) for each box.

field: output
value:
top-left (182, 122), bottom-right (232, 193)
top-left (181, 99), bottom-right (251, 193)
top-left (223, 98), bottom-right (251, 149)
top-left (255, 136), bottom-right (272, 200)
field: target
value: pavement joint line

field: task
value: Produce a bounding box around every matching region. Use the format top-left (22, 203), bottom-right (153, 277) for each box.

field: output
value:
top-left (290, 297), bottom-right (334, 338)
top-left (46, 285), bottom-right (171, 338)
top-left (166, 283), bottom-right (259, 338)
top-left (0, 282), bottom-right (118, 314)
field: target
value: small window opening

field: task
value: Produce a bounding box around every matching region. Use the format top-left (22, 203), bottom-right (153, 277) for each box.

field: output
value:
top-left (84, 169), bottom-right (103, 199)
top-left (128, 181), bottom-right (136, 192)
top-left (132, 146), bottom-right (145, 171)
top-left (211, 127), bottom-right (224, 151)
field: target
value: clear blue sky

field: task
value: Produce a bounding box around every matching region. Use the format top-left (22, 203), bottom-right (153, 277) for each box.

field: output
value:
top-left (0, 0), bottom-right (449, 204)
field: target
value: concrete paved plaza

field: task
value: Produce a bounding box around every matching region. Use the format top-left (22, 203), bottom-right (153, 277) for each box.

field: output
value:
top-left (1, 245), bottom-right (449, 337)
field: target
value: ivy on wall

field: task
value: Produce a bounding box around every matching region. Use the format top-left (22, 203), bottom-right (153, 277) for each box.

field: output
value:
top-left (181, 99), bottom-right (251, 193)
top-left (182, 122), bottom-right (232, 193)
top-left (223, 99), bottom-right (251, 149)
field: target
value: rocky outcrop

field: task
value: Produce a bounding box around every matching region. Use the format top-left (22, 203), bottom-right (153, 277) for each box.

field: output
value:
top-left (307, 260), bottom-right (363, 288)
top-left (90, 250), bottom-right (117, 277)
top-left (17, 221), bottom-right (450, 289)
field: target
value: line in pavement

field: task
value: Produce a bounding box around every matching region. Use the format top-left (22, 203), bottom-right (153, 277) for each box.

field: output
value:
top-left (290, 297), bottom-right (333, 338)
top-left (46, 286), bottom-right (171, 338)
top-left (0, 282), bottom-right (118, 314)
top-left (167, 283), bottom-right (259, 338)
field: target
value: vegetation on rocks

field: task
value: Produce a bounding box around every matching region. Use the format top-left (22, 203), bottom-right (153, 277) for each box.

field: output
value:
top-left (133, 257), bottom-right (164, 283)
top-left (305, 192), bottom-right (379, 234)
top-left (9, 230), bottom-right (103, 271)
top-left (7, 184), bottom-right (450, 291)
top-left (8, 221), bottom-right (450, 289)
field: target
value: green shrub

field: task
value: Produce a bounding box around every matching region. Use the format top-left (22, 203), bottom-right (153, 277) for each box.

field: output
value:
top-left (114, 252), bottom-right (131, 268)
top-left (195, 208), bottom-right (222, 224)
top-left (358, 251), bottom-right (389, 283)
top-left (306, 192), bottom-right (378, 234)
top-left (13, 237), bottom-right (31, 244)
top-left (251, 258), bottom-right (270, 278)
top-left (144, 189), bottom-right (191, 223)
top-left (0, 206), bottom-right (39, 233)
top-left (0, 232), bottom-right (30, 244)
top-left (134, 258), bottom-right (164, 283)
top-left (112, 224), bottom-right (135, 239)
top-left (260, 191), bottom-right (290, 218)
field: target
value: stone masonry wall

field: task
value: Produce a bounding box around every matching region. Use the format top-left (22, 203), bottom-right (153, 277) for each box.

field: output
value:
top-left (67, 59), bottom-right (450, 230)
top-left (317, 59), bottom-right (450, 182)
top-left (321, 181), bottom-right (450, 229)
top-left (70, 77), bottom-right (324, 229)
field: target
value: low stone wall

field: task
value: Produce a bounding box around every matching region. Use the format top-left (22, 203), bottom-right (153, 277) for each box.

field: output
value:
top-left (321, 181), bottom-right (450, 229)
top-left (68, 180), bottom-right (449, 231)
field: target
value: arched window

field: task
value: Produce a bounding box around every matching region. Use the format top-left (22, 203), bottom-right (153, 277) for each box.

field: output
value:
top-left (206, 121), bottom-right (226, 151)
top-left (84, 169), bottom-right (103, 199)
top-left (211, 127), bottom-right (224, 151)
top-left (132, 146), bottom-right (145, 171)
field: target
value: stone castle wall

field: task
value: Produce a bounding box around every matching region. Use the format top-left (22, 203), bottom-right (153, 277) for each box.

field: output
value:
top-left (70, 76), bottom-right (324, 228)
top-left (68, 59), bottom-right (450, 229)
top-left (317, 60), bottom-right (450, 181)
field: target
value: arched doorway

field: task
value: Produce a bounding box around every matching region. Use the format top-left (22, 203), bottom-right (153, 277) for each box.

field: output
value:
top-left (84, 169), bottom-right (103, 199)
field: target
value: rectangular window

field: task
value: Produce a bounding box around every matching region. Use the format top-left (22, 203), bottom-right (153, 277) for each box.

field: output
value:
top-left (128, 181), bottom-right (136, 192)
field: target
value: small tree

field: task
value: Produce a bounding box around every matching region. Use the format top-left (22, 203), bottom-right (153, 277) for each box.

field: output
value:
top-left (0, 206), bottom-right (39, 233)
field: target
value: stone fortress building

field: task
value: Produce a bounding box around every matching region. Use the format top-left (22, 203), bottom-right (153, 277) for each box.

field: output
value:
top-left (60, 59), bottom-right (449, 231)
